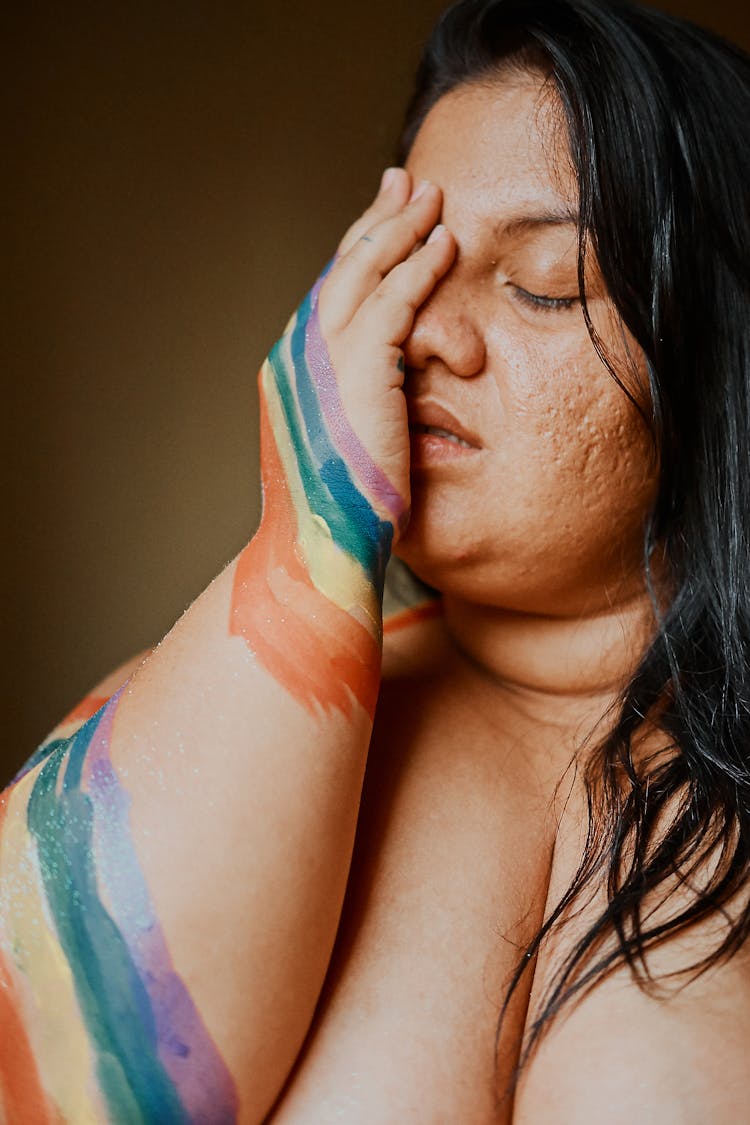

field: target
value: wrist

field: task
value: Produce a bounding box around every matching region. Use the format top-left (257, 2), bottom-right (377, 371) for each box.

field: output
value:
top-left (259, 352), bottom-right (394, 602)
top-left (231, 525), bottom-right (384, 721)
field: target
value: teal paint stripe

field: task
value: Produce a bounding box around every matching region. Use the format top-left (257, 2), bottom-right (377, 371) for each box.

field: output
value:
top-left (268, 324), bottom-right (389, 584)
top-left (289, 291), bottom-right (390, 559)
top-left (13, 736), bottom-right (66, 783)
top-left (27, 721), bottom-right (189, 1123)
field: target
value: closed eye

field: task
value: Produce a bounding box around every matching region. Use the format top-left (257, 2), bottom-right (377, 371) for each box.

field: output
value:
top-left (513, 286), bottom-right (580, 312)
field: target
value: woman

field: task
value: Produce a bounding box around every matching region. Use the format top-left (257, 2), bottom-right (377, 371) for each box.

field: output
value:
top-left (2, 0), bottom-right (750, 1120)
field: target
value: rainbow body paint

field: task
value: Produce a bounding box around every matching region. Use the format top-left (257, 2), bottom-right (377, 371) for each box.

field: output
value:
top-left (0, 257), bottom-right (404, 1119)
top-left (0, 692), bottom-right (237, 1122)
top-left (230, 263), bottom-right (405, 719)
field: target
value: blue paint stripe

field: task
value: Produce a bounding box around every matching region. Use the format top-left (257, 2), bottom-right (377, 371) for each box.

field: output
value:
top-left (26, 714), bottom-right (191, 1122)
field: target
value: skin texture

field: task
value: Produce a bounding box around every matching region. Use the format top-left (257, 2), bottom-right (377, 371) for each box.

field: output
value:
top-left (398, 79), bottom-right (657, 617)
top-left (393, 77), bottom-right (660, 743)
top-left (260, 80), bottom-right (743, 1125)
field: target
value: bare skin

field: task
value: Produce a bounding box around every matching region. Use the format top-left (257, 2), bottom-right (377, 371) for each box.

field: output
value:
top-left (266, 79), bottom-right (750, 1123)
top-left (6, 73), bottom-right (750, 1125)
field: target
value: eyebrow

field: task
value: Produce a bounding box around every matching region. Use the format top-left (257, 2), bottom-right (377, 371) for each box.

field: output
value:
top-left (493, 209), bottom-right (580, 238)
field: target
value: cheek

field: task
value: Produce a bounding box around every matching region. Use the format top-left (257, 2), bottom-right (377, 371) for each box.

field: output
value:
top-left (398, 326), bottom-right (657, 606)
top-left (506, 343), bottom-right (656, 528)
top-left (541, 375), bottom-right (652, 528)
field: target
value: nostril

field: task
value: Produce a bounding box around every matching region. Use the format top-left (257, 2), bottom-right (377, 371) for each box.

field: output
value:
top-left (402, 300), bottom-right (486, 379)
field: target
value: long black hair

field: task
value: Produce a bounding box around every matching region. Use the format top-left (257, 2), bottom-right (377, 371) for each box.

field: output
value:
top-left (395, 0), bottom-right (750, 1102)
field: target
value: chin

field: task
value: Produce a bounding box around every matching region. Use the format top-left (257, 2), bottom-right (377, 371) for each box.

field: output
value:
top-left (398, 480), bottom-right (479, 556)
top-left (393, 529), bottom-right (501, 605)
top-left (394, 517), bottom-right (635, 616)
top-left (395, 508), bottom-right (473, 582)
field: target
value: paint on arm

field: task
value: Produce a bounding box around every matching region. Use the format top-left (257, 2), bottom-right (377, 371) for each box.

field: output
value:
top-left (230, 264), bottom-right (405, 719)
top-left (0, 257), bottom-right (407, 1119)
top-left (32, 647), bottom-right (153, 751)
top-left (0, 692), bottom-right (238, 1123)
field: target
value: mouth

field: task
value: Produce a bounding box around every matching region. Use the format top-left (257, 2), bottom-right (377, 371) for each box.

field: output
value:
top-left (408, 424), bottom-right (474, 449)
top-left (406, 398), bottom-right (481, 450)
top-left (406, 398), bottom-right (482, 468)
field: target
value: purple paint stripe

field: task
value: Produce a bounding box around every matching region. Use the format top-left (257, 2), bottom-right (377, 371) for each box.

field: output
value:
top-left (308, 274), bottom-right (406, 527)
top-left (83, 692), bottom-right (238, 1121)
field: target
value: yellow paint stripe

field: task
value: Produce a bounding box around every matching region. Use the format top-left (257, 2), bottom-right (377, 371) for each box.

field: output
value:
top-left (0, 771), bottom-right (107, 1124)
top-left (262, 350), bottom-right (375, 617)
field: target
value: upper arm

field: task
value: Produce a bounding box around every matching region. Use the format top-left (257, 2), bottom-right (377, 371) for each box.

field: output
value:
top-left (42, 647), bottom-right (153, 743)
top-left (512, 950), bottom-right (750, 1124)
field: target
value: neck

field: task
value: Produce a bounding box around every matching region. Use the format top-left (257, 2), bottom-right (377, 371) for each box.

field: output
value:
top-left (441, 587), bottom-right (656, 736)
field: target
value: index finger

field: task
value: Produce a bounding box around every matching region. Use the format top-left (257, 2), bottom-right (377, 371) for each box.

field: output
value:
top-left (336, 167), bottom-right (413, 257)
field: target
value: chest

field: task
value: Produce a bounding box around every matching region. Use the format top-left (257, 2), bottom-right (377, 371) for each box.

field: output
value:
top-left (265, 679), bottom-right (566, 1124)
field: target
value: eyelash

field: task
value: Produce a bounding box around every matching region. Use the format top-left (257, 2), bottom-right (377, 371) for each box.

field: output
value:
top-left (513, 286), bottom-right (580, 312)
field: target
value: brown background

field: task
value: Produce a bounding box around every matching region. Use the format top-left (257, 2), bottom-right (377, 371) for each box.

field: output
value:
top-left (4, 0), bottom-right (749, 779)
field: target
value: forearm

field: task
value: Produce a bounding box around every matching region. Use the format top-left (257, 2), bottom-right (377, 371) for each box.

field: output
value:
top-left (0, 336), bottom-right (390, 1125)
top-left (117, 527), bottom-right (381, 1114)
top-left (1, 521), bottom-right (382, 1124)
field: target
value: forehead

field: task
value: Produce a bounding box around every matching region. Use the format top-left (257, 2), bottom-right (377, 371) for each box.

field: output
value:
top-left (405, 76), bottom-right (577, 226)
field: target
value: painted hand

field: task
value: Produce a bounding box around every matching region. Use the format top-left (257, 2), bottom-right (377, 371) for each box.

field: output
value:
top-left (258, 168), bottom-right (456, 593)
top-left (230, 171), bottom-right (454, 720)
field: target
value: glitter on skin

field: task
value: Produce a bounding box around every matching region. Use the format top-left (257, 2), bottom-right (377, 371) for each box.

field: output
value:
top-left (0, 694), bottom-right (238, 1121)
top-left (229, 261), bottom-right (404, 719)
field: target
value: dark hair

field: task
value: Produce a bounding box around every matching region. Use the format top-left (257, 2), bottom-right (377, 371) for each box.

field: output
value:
top-left (396, 0), bottom-right (750, 1104)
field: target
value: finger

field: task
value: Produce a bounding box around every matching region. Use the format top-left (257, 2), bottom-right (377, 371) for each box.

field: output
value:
top-left (321, 184), bottom-right (444, 332)
top-left (335, 167), bottom-right (412, 258)
top-left (349, 225), bottom-right (456, 357)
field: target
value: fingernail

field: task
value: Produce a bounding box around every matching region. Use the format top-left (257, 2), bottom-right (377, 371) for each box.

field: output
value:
top-left (381, 167), bottom-right (399, 192)
top-left (427, 223), bottom-right (447, 244)
top-left (409, 179), bottom-right (431, 202)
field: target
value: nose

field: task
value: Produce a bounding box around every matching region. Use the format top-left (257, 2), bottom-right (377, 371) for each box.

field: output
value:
top-left (401, 265), bottom-right (486, 377)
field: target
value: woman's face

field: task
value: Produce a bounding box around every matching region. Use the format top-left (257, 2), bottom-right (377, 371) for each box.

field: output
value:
top-left (396, 75), bottom-right (658, 616)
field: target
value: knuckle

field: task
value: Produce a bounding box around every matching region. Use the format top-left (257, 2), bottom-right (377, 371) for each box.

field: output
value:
top-left (390, 255), bottom-right (431, 293)
top-left (343, 228), bottom-right (377, 263)
top-left (338, 210), bottom-right (377, 253)
top-left (426, 258), bottom-right (444, 284)
top-left (383, 259), bottom-right (409, 291)
top-left (338, 218), bottom-right (362, 247)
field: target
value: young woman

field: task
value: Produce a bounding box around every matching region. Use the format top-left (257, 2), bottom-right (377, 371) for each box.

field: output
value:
top-left (2, 1), bottom-right (750, 1121)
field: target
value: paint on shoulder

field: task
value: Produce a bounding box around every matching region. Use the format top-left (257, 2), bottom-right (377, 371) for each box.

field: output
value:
top-left (381, 558), bottom-right (446, 679)
top-left (382, 597), bottom-right (448, 681)
top-left (383, 598), bottom-right (443, 636)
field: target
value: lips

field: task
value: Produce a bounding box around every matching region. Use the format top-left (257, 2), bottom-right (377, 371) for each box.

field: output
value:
top-left (406, 399), bottom-right (481, 450)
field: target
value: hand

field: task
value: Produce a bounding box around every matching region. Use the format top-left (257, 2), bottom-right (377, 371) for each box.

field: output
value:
top-left (259, 168), bottom-right (456, 592)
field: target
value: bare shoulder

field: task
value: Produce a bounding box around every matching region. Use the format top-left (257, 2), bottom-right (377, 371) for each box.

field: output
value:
top-left (513, 944), bottom-right (750, 1123)
top-left (381, 597), bottom-right (448, 681)
top-left (43, 646), bottom-right (153, 743)
top-left (513, 776), bottom-right (750, 1124)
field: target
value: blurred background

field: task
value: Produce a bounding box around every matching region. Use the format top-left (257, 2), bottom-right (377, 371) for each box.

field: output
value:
top-left (4, 0), bottom-right (750, 778)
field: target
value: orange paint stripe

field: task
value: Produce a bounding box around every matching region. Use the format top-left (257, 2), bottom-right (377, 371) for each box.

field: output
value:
top-left (0, 800), bottom-right (56, 1124)
top-left (383, 599), bottom-right (443, 635)
top-left (230, 394), bottom-right (381, 720)
top-left (62, 694), bottom-right (108, 726)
